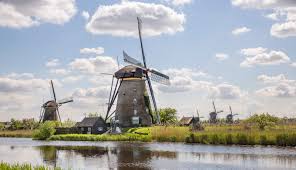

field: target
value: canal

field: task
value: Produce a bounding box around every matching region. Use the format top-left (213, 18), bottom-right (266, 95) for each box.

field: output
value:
top-left (0, 138), bottom-right (296, 169)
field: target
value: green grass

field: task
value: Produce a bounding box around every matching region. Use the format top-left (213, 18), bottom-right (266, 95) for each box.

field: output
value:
top-left (0, 162), bottom-right (61, 170)
top-left (0, 130), bottom-right (33, 138)
top-left (49, 133), bottom-right (151, 142)
top-left (48, 124), bottom-right (296, 147)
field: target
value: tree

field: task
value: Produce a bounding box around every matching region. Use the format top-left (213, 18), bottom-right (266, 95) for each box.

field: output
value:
top-left (245, 113), bottom-right (279, 130)
top-left (155, 108), bottom-right (178, 125)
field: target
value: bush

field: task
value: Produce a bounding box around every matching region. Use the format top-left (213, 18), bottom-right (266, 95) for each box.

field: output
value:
top-left (33, 121), bottom-right (57, 140)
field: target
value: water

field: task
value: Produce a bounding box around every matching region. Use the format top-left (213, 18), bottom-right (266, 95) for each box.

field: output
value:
top-left (0, 138), bottom-right (296, 170)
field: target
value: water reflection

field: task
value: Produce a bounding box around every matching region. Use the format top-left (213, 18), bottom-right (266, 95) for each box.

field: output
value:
top-left (0, 138), bottom-right (296, 170)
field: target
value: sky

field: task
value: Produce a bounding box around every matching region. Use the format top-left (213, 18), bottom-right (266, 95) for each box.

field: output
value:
top-left (0, 0), bottom-right (296, 121)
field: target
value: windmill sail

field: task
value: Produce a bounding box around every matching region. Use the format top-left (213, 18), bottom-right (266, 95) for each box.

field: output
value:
top-left (58, 97), bottom-right (74, 105)
top-left (123, 51), bottom-right (143, 68)
top-left (150, 69), bottom-right (170, 85)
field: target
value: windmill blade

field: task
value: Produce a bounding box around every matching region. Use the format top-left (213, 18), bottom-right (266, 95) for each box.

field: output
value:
top-left (56, 107), bottom-right (61, 122)
top-left (150, 69), bottom-right (170, 85)
top-left (212, 101), bottom-right (216, 113)
top-left (146, 75), bottom-right (160, 124)
top-left (50, 80), bottom-right (57, 102)
top-left (217, 110), bottom-right (223, 114)
top-left (233, 113), bottom-right (239, 116)
top-left (58, 97), bottom-right (74, 105)
top-left (123, 51), bottom-right (144, 68)
top-left (137, 17), bottom-right (147, 68)
top-left (229, 106), bottom-right (233, 115)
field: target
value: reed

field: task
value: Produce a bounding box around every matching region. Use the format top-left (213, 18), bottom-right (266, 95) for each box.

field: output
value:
top-left (0, 162), bottom-right (61, 170)
top-left (0, 130), bottom-right (33, 138)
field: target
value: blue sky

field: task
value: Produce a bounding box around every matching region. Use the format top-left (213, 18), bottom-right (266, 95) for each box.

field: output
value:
top-left (0, 0), bottom-right (296, 121)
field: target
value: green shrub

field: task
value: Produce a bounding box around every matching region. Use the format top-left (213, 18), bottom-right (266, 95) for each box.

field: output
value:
top-left (33, 121), bottom-right (56, 140)
top-left (259, 135), bottom-right (268, 145)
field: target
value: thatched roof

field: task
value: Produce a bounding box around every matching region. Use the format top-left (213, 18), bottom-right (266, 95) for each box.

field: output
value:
top-left (75, 117), bottom-right (104, 127)
top-left (179, 117), bottom-right (194, 126)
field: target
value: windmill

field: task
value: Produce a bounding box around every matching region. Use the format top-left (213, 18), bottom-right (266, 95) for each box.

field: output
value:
top-left (104, 17), bottom-right (170, 127)
top-left (39, 80), bottom-right (73, 123)
top-left (209, 101), bottom-right (223, 123)
top-left (226, 106), bottom-right (238, 124)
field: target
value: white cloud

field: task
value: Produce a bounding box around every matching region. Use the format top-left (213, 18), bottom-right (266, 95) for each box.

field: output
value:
top-left (215, 53), bottom-right (229, 61)
top-left (271, 21), bottom-right (296, 38)
top-left (0, 0), bottom-right (77, 28)
top-left (256, 74), bottom-right (296, 97)
top-left (80, 47), bottom-right (104, 55)
top-left (49, 69), bottom-right (69, 76)
top-left (240, 47), bottom-right (267, 56)
top-left (62, 76), bottom-right (83, 83)
top-left (256, 83), bottom-right (296, 97)
top-left (232, 27), bottom-right (251, 35)
top-left (45, 59), bottom-right (60, 67)
top-left (69, 56), bottom-right (117, 75)
top-left (257, 74), bottom-right (295, 84)
top-left (209, 83), bottom-right (246, 99)
top-left (73, 87), bottom-right (109, 98)
top-left (0, 74), bottom-right (48, 93)
top-left (85, 1), bottom-right (185, 37)
top-left (240, 48), bottom-right (290, 67)
top-left (157, 68), bottom-right (245, 99)
top-left (231, 0), bottom-right (296, 38)
top-left (81, 11), bottom-right (90, 20)
top-left (167, 0), bottom-right (193, 6)
top-left (291, 62), bottom-right (296, 67)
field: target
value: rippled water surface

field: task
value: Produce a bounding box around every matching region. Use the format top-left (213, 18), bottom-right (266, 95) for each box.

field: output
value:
top-left (0, 138), bottom-right (296, 169)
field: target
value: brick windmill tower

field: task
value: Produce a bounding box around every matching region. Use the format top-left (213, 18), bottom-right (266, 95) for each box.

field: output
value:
top-left (104, 17), bottom-right (170, 127)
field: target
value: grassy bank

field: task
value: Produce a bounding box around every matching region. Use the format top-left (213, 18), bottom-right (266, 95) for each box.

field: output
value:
top-left (0, 162), bottom-right (61, 170)
top-left (49, 125), bottom-right (296, 147)
top-left (0, 130), bottom-right (33, 138)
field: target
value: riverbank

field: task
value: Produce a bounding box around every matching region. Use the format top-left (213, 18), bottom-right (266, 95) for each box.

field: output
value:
top-left (0, 162), bottom-right (61, 170)
top-left (49, 125), bottom-right (296, 147)
top-left (0, 130), bottom-right (33, 138)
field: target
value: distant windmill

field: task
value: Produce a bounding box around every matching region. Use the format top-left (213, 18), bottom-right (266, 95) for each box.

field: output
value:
top-left (39, 80), bottom-right (73, 123)
top-left (209, 101), bottom-right (223, 123)
top-left (226, 106), bottom-right (238, 124)
top-left (104, 17), bottom-right (170, 127)
top-left (195, 108), bottom-right (204, 123)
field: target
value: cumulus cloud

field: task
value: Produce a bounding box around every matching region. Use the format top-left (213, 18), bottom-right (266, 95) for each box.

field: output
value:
top-left (0, 0), bottom-right (77, 28)
top-left (256, 74), bottom-right (296, 97)
top-left (215, 53), bottom-right (229, 61)
top-left (73, 86), bottom-right (109, 98)
top-left (81, 11), bottom-right (90, 20)
top-left (231, 0), bottom-right (296, 38)
top-left (291, 62), bottom-right (296, 67)
top-left (49, 69), bottom-right (69, 76)
top-left (232, 26), bottom-right (251, 35)
top-left (240, 48), bottom-right (290, 67)
top-left (157, 68), bottom-right (245, 99)
top-left (85, 1), bottom-right (185, 37)
top-left (0, 73), bottom-right (49, 93)
top-left (69, 56), bottom-right (117, 75)
top-left (80, 47), bottom-right (104, 55)
top-left (209, 83), bottom-right (246, 99)
top-left (45, 59), bottom-right (60, 67)
top-left (166, 0), bottom-right (193, 6)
